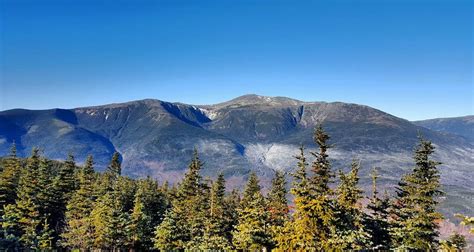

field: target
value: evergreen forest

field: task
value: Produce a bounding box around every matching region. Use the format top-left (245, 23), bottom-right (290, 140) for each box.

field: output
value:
top-left (0, 125), bottom-right (472, 251)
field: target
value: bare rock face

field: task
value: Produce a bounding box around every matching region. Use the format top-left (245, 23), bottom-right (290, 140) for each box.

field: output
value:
top-left (1, 95), bottom-right (473, 219)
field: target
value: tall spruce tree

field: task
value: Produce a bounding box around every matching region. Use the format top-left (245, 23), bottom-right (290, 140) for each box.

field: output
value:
top-left (50, 153), bottom-right (78, 243)
top-left (307, 125), bottom-right (336, 248)
top-left (365, 167), bottom-right (391, 249)
top-left (233, 173), bottom-right (272, 251)
top-left (154, 148), bottom-right (208, 250)
top-left (0, 143), bottom-right (22, 213)
top-left (267, 170), bottom-right (288, 249)
top-left (128, 181), bottom-right (153, 250)
top-left (62, 156), bottom-right (96, 250)
top-left (391, 137), bottom-right (443, 250)
top-left (331, 160), bottom-right (371, 249)
top-left (4, 149), bottom-right (54, 249)
top-left (277, 145), bottom-right (318, 250)
top-left (199, 173), bottom-right (232, 250)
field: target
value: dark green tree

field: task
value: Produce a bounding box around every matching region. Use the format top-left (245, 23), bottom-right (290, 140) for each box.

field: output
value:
top-left (233, 173), bottom-right (272, 251)
top-left (0, 143), bottom-right (22, 213)
top-left (62, 156), bottom-right (96, 250)
top-left (391, 137), bottom-right (443, 250)
top-left (267, 170), bottom-right (288, 248)
top-left (199, 173), bottom-right (232, 250)
top-left (365, 167), bottom-right (391, 249)
top-left (154, 148), bottom-right (208, 250)
top-left (241, 172), bottom-right (261, 206)
top-left (331, 160), bottom-right (371, 249)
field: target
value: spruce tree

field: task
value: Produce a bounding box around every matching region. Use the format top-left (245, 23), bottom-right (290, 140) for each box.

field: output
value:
top-left (266, 170), bottom-right (288, 248)
top-left (91, 191), bottom-right (130, 250)
top-left (9, 149), bottom-right (54, 249)
top-left (224, 189), bottom-right (240, 244)
top-left (154, 148), bottom-right (208, 250)
top-left (391, 137), bottom-right (443, 250)
top-left (307, 125), bottom-right (336, 248)
top-left (331, 160), bottom-right (371, 249)
top-left (233, 173), bottom-right (272, 250)
top-left (199, 173), bottom-right (232, 250)
top-left (108, 151), bottom-right (122, 178)
top-left (128, 184), bottom-right (152, 250)
top-left (277, 146), bottom-right (318, 250)
top-left (62, 156), bottom-right (96, 250)
top-left (0, 143), bottom-right (22, 213)
top-left (50, 153), bottom-right (78, 243)
top-left (365, 167), bottom-right (391, 249)
top-left (241, 172), bottom-right (261, 206)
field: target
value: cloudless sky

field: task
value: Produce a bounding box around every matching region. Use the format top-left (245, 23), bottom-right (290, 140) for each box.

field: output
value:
top-left (0, 0), bottom-right (472, 120)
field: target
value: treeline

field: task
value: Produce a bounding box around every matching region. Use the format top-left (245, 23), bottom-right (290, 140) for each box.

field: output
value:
top-left (0, 126), bottom-right (471, 251)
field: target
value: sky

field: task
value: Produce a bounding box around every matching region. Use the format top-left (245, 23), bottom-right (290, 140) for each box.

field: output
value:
top-left (0, 0), bottom-right (472, 120)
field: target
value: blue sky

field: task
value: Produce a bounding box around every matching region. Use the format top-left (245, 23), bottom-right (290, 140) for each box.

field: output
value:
top-left (0, 0), bottom-right (472, 120)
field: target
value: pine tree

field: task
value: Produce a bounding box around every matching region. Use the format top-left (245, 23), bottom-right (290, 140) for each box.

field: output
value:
top-left (1, 203), bottom-right (21, 248)
top-left (91, 191), bottom-right (130, 250)
top-left (241, 172), bottom-right (261, 206)
top-left (224, 189), bottom-right (240, 244)
top-left (128, 179), bottom-right (155, 250)
top-left (108, 151), bottom-right (122, 178)
top-left (331, 160), bottom-right (371, 249)
top-left (0, 143), bottom-right (22, 213)
top-left (306, 125), bottom-right (336, 248)
top-left (154, 148), bottom-right (208, 250)
top-left (5, 149), bottom-right (54, 249)
top-left (277, 145), bottom-right (318, 250)
top-left (267, 170), bottom-right (288, 249)
top-left (199, 173), bottom-right (232, 250)
top-left (50, 153), bottom-right (78, 243)
top-left (310, 125), bottom-right (334, 194)
top-left (62, 155), bottom-right (96, 250)
top-left (365, 167), bottom-right (391, 249)
top-left (391, 137), bottom-right (443, 250)
top-left (233, 173), bottom-right (272, 251)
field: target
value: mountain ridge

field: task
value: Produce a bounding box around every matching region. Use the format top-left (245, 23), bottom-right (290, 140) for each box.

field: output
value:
top-left (0, 95), bottom-right (473, 218)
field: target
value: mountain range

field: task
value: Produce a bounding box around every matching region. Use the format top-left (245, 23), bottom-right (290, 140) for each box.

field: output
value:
top-left (0, 94), bottom-right (472, 219)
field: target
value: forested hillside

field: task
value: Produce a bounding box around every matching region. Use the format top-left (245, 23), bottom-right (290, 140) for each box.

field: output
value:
top-left (0, 126), bottom-right (472, 250)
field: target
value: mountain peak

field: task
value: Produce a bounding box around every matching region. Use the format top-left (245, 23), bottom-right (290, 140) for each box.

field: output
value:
top-left (211, 94), bottom-right (303, 108)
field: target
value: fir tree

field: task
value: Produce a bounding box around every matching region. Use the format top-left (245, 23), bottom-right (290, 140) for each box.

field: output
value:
top-left (128, 187), bottom-right (152, 250)
top-left (267, 170), bottom-right (288, 249)
top-left (108, 151), bottom-right (122, 178)
top-left (91, 191), bottom-right (130, 250)
top-left (50, 153), bottom-right (78, 243)
top-left (5, 149), bottom-right (54, 249)
top-left (0, 143), bottom-right (22, 213)
top-left (154, 148), bottom-right (208, 250)
top-left (307, 125), bottom-right (336, 249)
top-left (233, 173), bottom-right (272, 251)
top-left (61, 156), bottom-right (96, 250)
top-left (391, 137), bottom-right (443, 250)
top-left (331, 160), bottom-right (371, 249)
top-left (199, 173), bottom-right (232, 250)
top-left (241, 172), bottom-right (261, 206)
top-left (277, 145), bottom-right (318, 250)
top-left (365, 167), bottom-right (391, 249)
